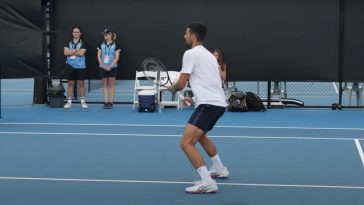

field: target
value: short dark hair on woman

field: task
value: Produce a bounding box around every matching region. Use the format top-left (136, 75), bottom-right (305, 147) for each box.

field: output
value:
top-left (186, 22), bottom-right (207, 42)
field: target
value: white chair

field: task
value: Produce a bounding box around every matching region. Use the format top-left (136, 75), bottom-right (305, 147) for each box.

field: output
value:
top-left (133, 71), bottom-right (158, 109)
top-left (348, 82), bottom-right (363, 106)
top-left (158, 71), bottom-right (182, 111)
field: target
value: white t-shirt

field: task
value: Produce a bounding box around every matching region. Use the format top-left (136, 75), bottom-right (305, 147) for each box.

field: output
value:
top-left (180, 45), bottom-right (228, 108)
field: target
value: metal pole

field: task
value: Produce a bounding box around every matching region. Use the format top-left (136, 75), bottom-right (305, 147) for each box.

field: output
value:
top-left (338, 0), bottom-right (344, 107)
top-left (267, 81), bottom-right (271, 108)
top-left (0, 62), bottom-right (2, 118)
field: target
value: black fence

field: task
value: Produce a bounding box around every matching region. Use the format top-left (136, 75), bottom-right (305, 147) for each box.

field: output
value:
top-left (0, 0), bottom-right (363, 108)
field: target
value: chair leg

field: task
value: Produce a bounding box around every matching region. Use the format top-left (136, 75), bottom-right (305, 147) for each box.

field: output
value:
top-left (348, 89), bottom-right (352, 106)
top-left (133, 92), bottom-right (136, 109)
top-left (359, 88), bottom-right (363, 106)
top-left (356, 90), bottom-right (360, 106)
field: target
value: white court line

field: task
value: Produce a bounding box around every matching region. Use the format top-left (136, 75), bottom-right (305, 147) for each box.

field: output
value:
top-left (1, 93), bottom-right (33, 95)
top-left (332, 82), bottom-right (339, 94)
top-left (354, 139), bottom-right (364, 167)
top-left (287, 92), bottom-right (337, 94)
top-left (2, 89), bottom-right (33, 91)
top-left (287, 96), bottom-right (337, 98)
top-left (0, 176), bottom-right (363, 189)
top-left (0, 131), bottom-right (362, 141)
top-left (1, 122), bottom-right (364, 131)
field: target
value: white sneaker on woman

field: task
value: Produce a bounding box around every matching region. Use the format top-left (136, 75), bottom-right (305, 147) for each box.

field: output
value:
top-left (64, 102), bottom-right (72, 109)
top-left (80, 102), bottom-right (88, 109)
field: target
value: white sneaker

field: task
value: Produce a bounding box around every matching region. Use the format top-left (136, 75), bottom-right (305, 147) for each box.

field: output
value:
top-left (64, 102), bottom-right (72, 109)
top-left (185, 180), bottom-right (218, 194)
top-left (209, 166), bottom-right (230, 179)
top-left (80, 102), bottom-right (88, 109)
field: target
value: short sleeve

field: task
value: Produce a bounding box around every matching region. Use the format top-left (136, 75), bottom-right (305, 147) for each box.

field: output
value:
top-left (97, 42), bottom-right (103, 50)
top-left (180, 51), bottom-right (194, 74)
top-left (115, 44), bottom-right (121, 53)
top-left (80, 42), bottom-right (86, 50)
top-left (64, 41), bottom-right (70, 49)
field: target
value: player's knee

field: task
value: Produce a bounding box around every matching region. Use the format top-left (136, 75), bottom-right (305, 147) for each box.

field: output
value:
top-left (180, 139), bottom-right (187, 150)
top-left (180, 138), bottom-right (193, 150)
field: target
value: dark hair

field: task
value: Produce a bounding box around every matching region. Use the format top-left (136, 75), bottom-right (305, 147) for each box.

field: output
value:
top-left (186, 22), bottom-right (207, 41)
top-left (214, 48), bottom-right (226, 72)
top-left (71, 26), bottom-right (82, 39)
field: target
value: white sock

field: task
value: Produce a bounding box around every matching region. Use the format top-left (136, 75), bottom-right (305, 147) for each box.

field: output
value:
top-left (197, 166), bottom-right (213, 182)
top-left (211, 154), bottom-right (225, 169)
top-left (80, 97), bottom-right (86, 103)
top-left (67, 99), bottom-right (72, 104)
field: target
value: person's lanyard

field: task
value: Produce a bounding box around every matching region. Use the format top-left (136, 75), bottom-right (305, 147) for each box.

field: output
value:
top-left (71, 39), bottom-right (81, 50)
top-left (104, 42), bottom-right (113, 56)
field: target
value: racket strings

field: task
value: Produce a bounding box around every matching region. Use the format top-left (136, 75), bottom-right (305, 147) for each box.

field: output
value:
top-left (142, 58), bottom-right (172, 87)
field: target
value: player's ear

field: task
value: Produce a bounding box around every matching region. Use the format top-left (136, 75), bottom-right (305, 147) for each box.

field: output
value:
top-left (191, 34), bottom-right (196, 42)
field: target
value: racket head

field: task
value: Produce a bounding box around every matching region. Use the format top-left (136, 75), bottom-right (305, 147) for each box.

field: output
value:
top-left (142, 57), bottom-right (170, 87)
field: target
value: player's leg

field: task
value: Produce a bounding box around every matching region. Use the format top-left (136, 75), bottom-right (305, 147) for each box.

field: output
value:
top-left (180, 123), bottom-right (206, 169)
top-left (198, 104), bottom-right (229, 179)
top-left (182, 105), bottom-right (219, 193)
top-left (198, 135), bottom-right (216, 157)
top-left (199, 135), bottom-right (229, 178)
top-left (181, 123), bottom-right (218, 193)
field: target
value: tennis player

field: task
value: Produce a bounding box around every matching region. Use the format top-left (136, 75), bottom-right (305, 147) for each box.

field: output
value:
top-left (168, 22), bottom-right (229, 193)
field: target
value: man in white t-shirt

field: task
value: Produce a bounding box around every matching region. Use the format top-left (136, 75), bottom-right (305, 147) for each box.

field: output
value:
top-left (168, 22), bottom-right (229, 194)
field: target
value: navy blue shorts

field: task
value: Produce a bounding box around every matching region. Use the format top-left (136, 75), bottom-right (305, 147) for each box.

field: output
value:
top-left (188, 104), bottom-right (226, 133)
top-left (67, 67), bottom-right (87, 81)
top-left (99, 67), bottom-right (118, 78)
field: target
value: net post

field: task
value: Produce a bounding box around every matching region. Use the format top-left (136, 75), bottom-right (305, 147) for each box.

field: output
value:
top-left (0, 61), bottom-right (2, 118)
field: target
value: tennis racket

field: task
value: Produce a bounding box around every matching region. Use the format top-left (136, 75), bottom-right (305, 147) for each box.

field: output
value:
top-left (142, 57), bottom-right (191, 107)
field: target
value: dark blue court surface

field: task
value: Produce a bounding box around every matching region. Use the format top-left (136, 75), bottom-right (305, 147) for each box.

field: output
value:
top-left (1, 80), bottom-right (364, 205)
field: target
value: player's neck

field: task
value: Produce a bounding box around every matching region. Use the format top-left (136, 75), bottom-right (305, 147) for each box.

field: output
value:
top-left (106, 39), bottom-right (113, 44)
top-left (73, 38), bottom-right (80, 43)
top-left (191, 42), bottom-right (203, 48)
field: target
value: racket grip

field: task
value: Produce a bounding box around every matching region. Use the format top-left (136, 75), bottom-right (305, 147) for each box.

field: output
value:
top-left (177, 92), bottom-right (191, 107)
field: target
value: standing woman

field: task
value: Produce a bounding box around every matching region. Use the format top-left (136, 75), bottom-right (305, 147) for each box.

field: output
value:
top-left (97, 28), bottom-right (121, 109)
top-left (64, 26), bottom-right (88, 109)
top-left (213, 48), bottom-right (227, 82)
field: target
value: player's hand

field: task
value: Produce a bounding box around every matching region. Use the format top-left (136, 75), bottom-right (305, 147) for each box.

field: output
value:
top-left (182, 97), bottom-right (193, 106)
top-left (167, 85), bottom-right (174, 93)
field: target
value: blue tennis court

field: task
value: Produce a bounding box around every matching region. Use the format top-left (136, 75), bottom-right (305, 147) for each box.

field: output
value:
top-left (1, 80), bottom-right (364, 205)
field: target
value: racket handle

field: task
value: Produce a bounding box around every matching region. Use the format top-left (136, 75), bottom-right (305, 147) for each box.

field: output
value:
top-left (177, 92), bottom-right (191, 107)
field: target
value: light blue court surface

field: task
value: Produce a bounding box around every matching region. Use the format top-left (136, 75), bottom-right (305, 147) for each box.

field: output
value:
top-left (0, 79), bottom-right (364, 205)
